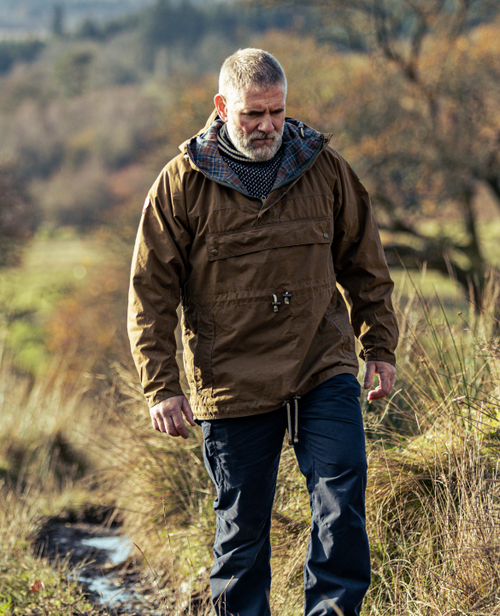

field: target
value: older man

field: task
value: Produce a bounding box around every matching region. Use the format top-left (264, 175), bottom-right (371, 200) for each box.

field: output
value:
top-left (128, 48), bottom-right (398, 616)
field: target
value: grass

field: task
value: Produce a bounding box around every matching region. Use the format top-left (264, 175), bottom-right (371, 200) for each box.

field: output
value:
top-left (0, 349), bottom-right (116, 615)
top-left (1, 262), bottom-right (500, 615)
top-left (0, 491), bottom-right (104, 616)
top-left (360, 272), bottom-right (500, 615)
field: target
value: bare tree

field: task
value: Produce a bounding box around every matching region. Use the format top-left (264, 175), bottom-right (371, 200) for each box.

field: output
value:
top-left (0, 166), bottom-right (38, 268)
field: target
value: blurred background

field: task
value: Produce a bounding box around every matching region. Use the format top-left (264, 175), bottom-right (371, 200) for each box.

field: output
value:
top-left (1, 0), bottom-right (499, 378)
top-left (1, 1), bottom-right (500, 615)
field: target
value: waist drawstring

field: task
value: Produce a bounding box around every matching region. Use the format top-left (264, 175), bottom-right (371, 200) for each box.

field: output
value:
top-left (283, 396), bottom-right (301, 445)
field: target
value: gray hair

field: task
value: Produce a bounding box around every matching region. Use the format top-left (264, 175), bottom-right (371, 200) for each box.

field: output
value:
top-left (218, 48), bottom-right (287, 103)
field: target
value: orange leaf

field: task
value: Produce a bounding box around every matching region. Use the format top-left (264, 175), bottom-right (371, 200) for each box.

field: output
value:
top-left (30, 579), bottom-right (44, 593)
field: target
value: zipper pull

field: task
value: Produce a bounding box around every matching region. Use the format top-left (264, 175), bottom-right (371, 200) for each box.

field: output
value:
top-left (283, 291), bottom-right (292, 305)
top-left (271, 294), bottom-right (282, 312)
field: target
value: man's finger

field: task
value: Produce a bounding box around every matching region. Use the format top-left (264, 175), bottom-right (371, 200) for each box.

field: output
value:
top-left (166, 415), bottom-right (183, 437)
top-left (150, 407), bottom-right (166, 432)
top-left (368, 385), bottom-right (387, 401)
top-left (363, 362), bottom-right (376, 390)
top-left (171, 411), bottom-right (189, 439)
top-left (182, 397), bottom-right (196, 426)
top-left (379, 369), bottom-right (395, 396)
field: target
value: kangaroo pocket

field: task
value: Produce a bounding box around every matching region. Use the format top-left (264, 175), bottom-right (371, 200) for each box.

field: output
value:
top-left (205, 217), bottom-right (331, 262)
top-left (186, 283), bottom-right (350, 409)
top-left (209, 301), bottom-right (299, 402)
top-left (295, 298), bottom-right (358, 389)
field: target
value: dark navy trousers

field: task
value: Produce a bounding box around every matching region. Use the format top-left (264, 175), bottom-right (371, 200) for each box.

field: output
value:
top-left (200, 374), bottom-right (370, 616)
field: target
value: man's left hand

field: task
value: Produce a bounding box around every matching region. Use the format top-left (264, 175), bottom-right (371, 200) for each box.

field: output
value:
top-left (363, 360), bottom-right (395, 401)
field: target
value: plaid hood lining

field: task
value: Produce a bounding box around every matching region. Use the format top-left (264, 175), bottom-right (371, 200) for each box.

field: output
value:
top-left (185, 117), bottom-right (325, 198)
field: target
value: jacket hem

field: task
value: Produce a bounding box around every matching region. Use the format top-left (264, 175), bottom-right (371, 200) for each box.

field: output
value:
top-left (190, 366), bottom-right (360, 421)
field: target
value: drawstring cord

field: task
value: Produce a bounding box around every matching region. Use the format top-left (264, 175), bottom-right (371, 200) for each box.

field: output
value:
top-left (283, 396), bottom-right (301, 445)
top-left (283, 399), bottom-right (292, 445)
top-left (293, 395), bottom-right (300, 444)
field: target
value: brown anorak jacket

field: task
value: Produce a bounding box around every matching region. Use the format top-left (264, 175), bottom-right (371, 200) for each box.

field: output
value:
top-left (128, 113), bottom-right (398, 420)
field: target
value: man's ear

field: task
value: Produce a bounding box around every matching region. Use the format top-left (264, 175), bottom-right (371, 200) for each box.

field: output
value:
top-left (214, 94), bottom-right (228, 122)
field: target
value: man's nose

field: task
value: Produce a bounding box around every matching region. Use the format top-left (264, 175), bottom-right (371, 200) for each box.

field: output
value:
top-left (258, 114), bottom-right (274, 134)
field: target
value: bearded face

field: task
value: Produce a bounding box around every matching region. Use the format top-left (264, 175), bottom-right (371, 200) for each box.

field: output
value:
top-left (227, 122), bottom-right (284, 161)
top-left (215, 84), bottom-right (286, 162)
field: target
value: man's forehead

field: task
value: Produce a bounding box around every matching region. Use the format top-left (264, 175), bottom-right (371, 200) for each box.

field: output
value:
top-left (230, 84), bottom-right (286, 109)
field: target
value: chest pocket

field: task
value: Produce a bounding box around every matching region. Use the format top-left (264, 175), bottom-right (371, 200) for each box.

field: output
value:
top-left (205, 217), bottom-right (331, 261)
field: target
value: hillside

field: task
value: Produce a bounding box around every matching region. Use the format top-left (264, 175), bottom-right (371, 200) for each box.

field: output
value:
top-left (0, 0), bottom-right (155, 37)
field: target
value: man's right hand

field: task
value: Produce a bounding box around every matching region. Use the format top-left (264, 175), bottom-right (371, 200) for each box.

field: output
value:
top-left (150, 395), bottom-right (196, 439)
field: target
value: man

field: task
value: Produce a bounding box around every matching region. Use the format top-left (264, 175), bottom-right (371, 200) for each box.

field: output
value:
top-left (128, 49), bottom-right (398, 616)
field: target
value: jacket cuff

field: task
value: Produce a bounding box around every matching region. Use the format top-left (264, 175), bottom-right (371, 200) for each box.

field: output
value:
top-left (359, 348), bottom-right (396, 366)
top-left (148, 388), bottom-right (185, 409)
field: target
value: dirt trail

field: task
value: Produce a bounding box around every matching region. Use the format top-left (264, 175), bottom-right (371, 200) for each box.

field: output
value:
top-left (35, 508), bottom-right (164, 615)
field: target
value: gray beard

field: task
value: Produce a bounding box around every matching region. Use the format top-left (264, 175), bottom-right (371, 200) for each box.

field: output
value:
top-left (227, 124), bottom-right (284, 161)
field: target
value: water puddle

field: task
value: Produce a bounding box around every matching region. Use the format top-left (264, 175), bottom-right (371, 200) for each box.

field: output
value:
top-left (77, 571), bottom-right (138, 607)
top-left (75, 534), bottom-right (146, 610)
top-left (81, 535), bottom-right (134, 565)
top-left (35, 512), bottom-right (164, 615)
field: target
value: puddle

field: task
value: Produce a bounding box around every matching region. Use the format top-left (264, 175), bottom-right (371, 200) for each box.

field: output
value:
top-left (77, 572), bottom-right (137, 606)
top-left (75, 534), bottom-right (139, 608)
top-left (76, 535), bottom-right (146, 609)
top-left (81, 535), bottom-right (134, 565)
top-left (35, 513), bottom-right (165, 615)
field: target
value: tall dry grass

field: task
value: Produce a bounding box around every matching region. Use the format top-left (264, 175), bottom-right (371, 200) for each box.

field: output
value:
top-left (97, 360), bottom-right (214, 614)
top-left (362, 272), bottom-right (500, 615)
top-left (0, 343), bottom-right (116, 615)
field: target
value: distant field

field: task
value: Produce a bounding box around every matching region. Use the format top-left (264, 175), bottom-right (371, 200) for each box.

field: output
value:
top-left (0, 230), bottom-right (107, 372)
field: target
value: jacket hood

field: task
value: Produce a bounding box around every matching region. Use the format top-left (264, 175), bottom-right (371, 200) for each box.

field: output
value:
top-left (180, 110), bottom-right (329, 196)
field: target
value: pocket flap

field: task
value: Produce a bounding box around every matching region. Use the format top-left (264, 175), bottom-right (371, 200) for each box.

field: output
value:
top-left (205, 217), bottom-right (331, 261)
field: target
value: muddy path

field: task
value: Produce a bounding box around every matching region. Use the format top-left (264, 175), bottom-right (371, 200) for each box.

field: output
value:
top-left (35, 508), bottom-right (165, 616)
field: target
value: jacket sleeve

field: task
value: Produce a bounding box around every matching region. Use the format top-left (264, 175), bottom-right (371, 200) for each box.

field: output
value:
top-left (330, 151), bottom-right (399, 366)
top-left (127, 164), bottom-right (191, 407)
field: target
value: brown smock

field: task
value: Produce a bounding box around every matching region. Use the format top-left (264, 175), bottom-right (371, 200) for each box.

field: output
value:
top-left (128, 113), bottom-right (399, 420)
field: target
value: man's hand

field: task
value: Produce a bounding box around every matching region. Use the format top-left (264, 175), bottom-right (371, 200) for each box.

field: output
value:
top-left (150, 395), bottom-right (196, 438)
top-left (363, 360), bottom-right (396, 401)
